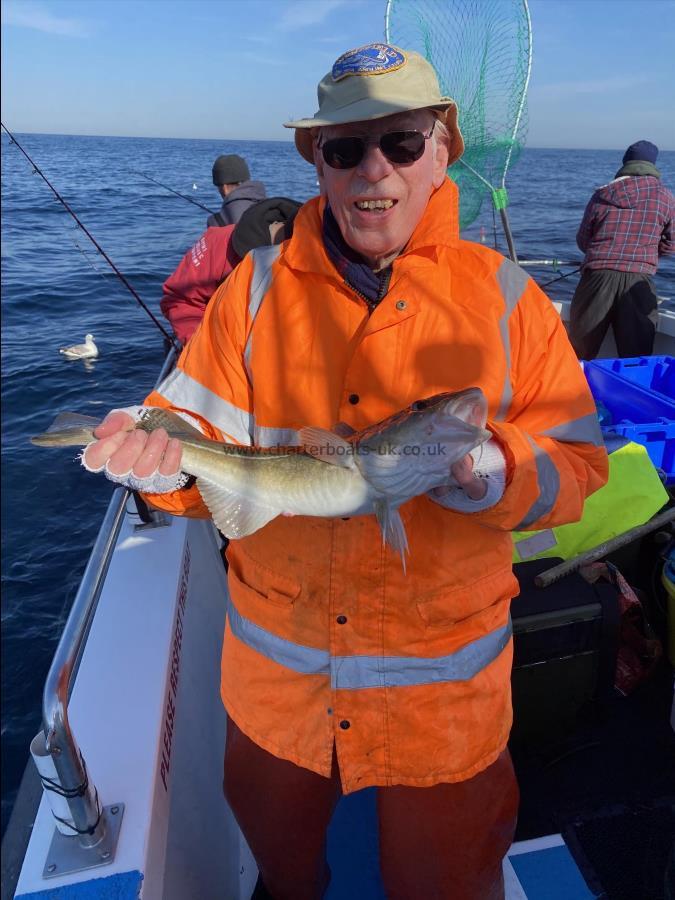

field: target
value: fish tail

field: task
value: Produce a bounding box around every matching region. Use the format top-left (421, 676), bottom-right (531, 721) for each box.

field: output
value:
top-left (30, 412), bottom-right (102, 447)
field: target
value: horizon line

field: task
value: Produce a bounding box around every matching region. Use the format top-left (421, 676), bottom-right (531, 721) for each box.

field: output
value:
top-left (2, 129), bottom-right (674, 154)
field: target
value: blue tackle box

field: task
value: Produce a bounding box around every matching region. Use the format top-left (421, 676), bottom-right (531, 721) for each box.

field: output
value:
top-left (583, 356), bottom-right (675, 484)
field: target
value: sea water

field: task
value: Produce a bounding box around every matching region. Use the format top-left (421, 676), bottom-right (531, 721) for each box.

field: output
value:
top-left (2, 133), bottom-right (674, 833)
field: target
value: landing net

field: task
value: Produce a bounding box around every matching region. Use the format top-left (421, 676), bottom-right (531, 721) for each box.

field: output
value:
top-left (385, 0), bottom-right (532, 236)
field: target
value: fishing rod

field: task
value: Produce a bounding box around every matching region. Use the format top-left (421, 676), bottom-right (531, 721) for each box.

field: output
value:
top-left (540, 266), bottom-right (582, 288)
top-left (131, 170), bottom-right (216, 215)
top-left (1, 123), bottom-right (179, 351)
top-left (518, 258), bottom-right (583, 287)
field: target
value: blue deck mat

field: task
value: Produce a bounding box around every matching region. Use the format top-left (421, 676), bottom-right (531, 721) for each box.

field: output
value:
top-left (509, 845), bottom-right (596, 899)
top-left (326, 788), bottom-right (385, 898)
top-left (325, 790), bottom-right (597, 899)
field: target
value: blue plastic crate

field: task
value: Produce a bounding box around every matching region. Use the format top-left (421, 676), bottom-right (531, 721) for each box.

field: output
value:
top-left (588, 356), bottom-right (675, 401)
top-left (600, 420), bottom-right (675, 483)
top-left (584, 362), bottom-right (675, 425)
top-left (584, 359), bottom-right (675, 483)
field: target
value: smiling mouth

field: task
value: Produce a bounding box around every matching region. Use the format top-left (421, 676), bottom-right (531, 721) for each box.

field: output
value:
top-left (354, 199), bottom-right (397, 211)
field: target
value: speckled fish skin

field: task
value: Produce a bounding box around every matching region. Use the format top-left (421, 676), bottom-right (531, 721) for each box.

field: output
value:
top-left (30, 389), bottom-right (490, 559)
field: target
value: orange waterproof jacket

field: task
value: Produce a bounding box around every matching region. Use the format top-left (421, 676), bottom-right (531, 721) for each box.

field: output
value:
top-left (144, 178), bottom-right (608, 792)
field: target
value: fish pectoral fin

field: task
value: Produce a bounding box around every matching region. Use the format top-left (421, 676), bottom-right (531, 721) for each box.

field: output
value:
top-left (373, 500), bottom-right (409, 574)
top-left (298, 427), bottom-right (355, 469)
top-left (196, 478), bottom-right (280, 538)
top-left (354, 451), bottom-right (440, 498)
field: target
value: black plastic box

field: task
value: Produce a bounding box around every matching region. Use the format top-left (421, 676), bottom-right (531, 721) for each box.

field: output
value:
top-left (510, 559), bottom-right (620, 747)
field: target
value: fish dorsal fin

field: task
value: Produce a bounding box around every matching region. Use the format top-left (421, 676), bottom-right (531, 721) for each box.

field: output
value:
top-left (333, 422), bottom-right (357, 438)
top-left (298, 427), bottom-right (355, 469)
top-left (373, 499), bottom-right (409, 573)
top-left (30, 412), bottom-right (102, 447)
top-left (196, 477), bottom-right (280, 539)
top-left (138, 408), bottom-right (205, 438)
top-left (47, 412), bottom-right (101, 432)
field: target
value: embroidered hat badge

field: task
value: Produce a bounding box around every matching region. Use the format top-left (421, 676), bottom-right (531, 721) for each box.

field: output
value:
top-left (332, 43), bottom-right (406, 82)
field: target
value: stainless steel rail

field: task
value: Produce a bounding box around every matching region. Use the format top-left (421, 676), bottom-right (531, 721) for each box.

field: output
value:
top-left (41, 486), bottom-right (129, 845)
top-left (39, 347), bottom-right (176, 851)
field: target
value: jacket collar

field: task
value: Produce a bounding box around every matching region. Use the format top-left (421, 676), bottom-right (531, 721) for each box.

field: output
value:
top-left (614, 160), bottom-right (661, 179)
top-left (284, 177), bottom-right (461, 276)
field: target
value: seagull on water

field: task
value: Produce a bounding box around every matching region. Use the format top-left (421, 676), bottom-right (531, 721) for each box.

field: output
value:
top-left (59, 334), bottom-right (99, 360)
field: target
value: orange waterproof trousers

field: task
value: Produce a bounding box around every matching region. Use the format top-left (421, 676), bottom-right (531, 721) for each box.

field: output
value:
top-left (223, 716), bottom-right (519, 900)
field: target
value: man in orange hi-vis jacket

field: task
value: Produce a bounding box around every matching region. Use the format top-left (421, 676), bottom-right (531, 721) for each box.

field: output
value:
top-left (82, 43), bottom-right (608, 900)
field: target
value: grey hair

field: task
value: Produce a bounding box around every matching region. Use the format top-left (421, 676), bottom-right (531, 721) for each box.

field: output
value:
top-left (432, 117), bottom-right (450, 147)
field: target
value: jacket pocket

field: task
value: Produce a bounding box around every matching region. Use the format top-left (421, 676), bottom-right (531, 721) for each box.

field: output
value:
top-left (227, 547), bottom-right (301, 609)
top-left (416, 566), bottom-right (518, 628)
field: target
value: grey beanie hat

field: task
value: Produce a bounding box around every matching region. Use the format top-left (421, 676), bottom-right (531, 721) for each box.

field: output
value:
top-left (212, 154), bottom-right (250, 186)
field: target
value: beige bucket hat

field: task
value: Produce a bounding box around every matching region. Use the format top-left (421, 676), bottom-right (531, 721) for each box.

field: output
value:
top-left (284, 43), bottom-right (464, 166)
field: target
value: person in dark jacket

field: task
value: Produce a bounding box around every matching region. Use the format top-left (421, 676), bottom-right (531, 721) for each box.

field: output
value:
top-left (207, 154), bottom-right (267, 227)
top-left (569, 140), bottom-right (674, 359)
top-left (162, 197), bottom-right (301, 344)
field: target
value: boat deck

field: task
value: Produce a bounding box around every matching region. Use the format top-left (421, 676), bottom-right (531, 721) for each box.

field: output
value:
top-left (326, 791), bottom-right (595, 899)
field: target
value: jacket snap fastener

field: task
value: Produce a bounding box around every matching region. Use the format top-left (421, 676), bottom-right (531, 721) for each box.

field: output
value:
top-left (348, 394), bottom-right (359, 405)
top-left (339, 720), bottom-right (351, 730)
top-left (396, 300), bottom-right (407, 310)
top-left (336, 615), bottom-right (347, 625)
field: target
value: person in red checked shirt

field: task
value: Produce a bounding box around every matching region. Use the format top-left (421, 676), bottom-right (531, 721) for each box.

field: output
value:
top-left (569, 140), bottom-right (674, 360)
top-left (161, 197), bottom-right (302, 345)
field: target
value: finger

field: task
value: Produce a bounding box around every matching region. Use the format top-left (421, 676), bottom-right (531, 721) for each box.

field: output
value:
top-left (132, 428), bottom-right (169, 478)
top-left (432, 484), bottom-right (452, 498)
top-left (93, 411), bottom-right (135, 440)
top-left (83, 430), bottom-right (130, 470)
top-left (107, 430), bottom-right (148, 476)
top-left (159, 438), bottom-right (183, 476)
top-left (462, 477), bottom-right (488, 501)
top-left (450, 454), bottom-right (487, 500)
top-left (450, 454), bottom-right (474, 488)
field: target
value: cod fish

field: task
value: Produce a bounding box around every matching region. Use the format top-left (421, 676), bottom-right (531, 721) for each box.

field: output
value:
top-left (31, 389), bottom-right (490, 566)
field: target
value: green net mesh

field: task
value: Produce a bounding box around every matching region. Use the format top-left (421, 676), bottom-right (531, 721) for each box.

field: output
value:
top-left (385, 0), bottom-right (532, 230)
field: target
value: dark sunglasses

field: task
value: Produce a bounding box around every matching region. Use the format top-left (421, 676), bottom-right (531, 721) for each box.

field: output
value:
top-left (319, 122), bottom-right (436, 170)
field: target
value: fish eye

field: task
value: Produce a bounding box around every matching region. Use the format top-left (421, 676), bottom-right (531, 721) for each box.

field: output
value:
top-left (411, 399), bottom-right (427, 411)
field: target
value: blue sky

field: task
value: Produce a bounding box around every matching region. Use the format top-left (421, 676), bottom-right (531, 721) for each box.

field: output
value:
top-left (1, 0), bottom-right (674, 149)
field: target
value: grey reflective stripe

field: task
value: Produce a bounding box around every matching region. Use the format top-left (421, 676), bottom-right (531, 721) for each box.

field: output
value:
top-left (228, 600), bottom-right (330, 675)
top-left (516, 435), bottom-right (561, 529)
top-left (541, 413), bottom-right (604, 447)
top-left (495, 260), bottom-right (529, 421)
top-left (156, 367), bottom-right (253, 445)
top-left (330, 621), bottom-right (512, 689)
top-left (254, 424), bottom-right (301, 447)
top-left (244, 245), bottom-right (281, 383)
top-left (227, 601), bottom-right (512, 689)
